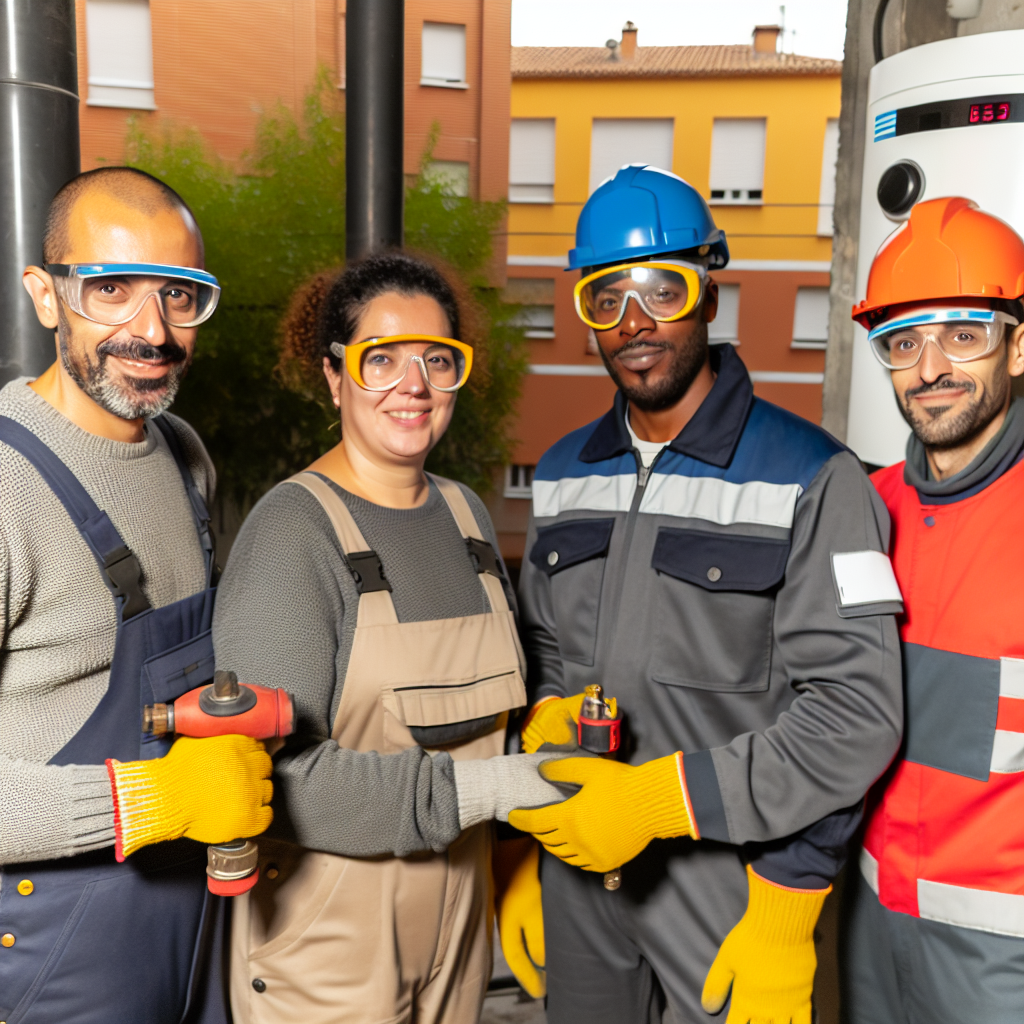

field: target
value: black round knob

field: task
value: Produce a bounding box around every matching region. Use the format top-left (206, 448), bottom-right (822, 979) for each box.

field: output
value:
top-left (252, 978), bottom-right (266, 993)
top-left (877, 161), bottom-right (924, 218)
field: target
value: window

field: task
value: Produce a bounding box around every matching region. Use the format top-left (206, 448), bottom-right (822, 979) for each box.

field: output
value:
top-left (792, 287), bottom-right (830, 349)
top-left (509, 119), bottom-right (555, 204)
top-left (503, 277), bottom-right (555, 338)
top-left (504, 465), bottom-right (536, 499)
top-left (709, 119), bottom-right (766, 204)
top-left (86, 0), bottom-right (155, 109)
top-left (817, 119), bottom-right (840, 236)
top-left (708, 284), bottom-right (741, 344)
top-left (423, 161), bottom-right (470, 197)
top-left (421, 22), bottom-right (467, 88)
top-left (589, 119), bottom-right (674, 195)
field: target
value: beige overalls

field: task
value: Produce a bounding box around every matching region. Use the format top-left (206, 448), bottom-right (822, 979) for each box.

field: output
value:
top-left (231, 472), bottom-right (526, 1024)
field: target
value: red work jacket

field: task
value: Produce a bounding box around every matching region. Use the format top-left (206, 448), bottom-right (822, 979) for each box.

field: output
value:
top-left (861, 458), bottom-right (1024, 936)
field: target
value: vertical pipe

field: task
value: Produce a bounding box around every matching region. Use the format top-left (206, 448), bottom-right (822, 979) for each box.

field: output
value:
top-left (0, 0), bottom-right (80, 385)
top-left (345, 0), bottom-right (404, 262)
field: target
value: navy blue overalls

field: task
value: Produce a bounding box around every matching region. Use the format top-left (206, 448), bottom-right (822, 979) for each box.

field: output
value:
top-left (0, 415), bottom-right (230, 1024)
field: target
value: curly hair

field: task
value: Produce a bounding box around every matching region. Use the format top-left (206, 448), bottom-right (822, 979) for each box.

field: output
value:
top-left (279, 251), bottom-right (486, 397)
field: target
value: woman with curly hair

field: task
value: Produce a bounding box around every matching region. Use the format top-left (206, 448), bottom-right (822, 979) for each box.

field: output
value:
top-left (212, 252), bottom-right (562, 1023)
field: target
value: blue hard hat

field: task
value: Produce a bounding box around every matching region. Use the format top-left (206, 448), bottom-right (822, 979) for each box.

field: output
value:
top-left (568, 164), bottom-right (729, 271)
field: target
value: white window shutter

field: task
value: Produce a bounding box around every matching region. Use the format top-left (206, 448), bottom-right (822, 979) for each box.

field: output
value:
top-left (509, 119), bottom-right (556, 203)
top-left (86, 0), bottom-right (155, 109)
top-left (709, 119), bottom-right (766, 203)
top-left (589, 120), bottom-right (674, 195)
top-left (792, 287), bottom-right (831, 348)
top-left (817, 119), bottom-right (840, 236)
top-left (708, 284), bottom-right (741, 344)
top-left (421, 23), bottom-right (467, 86)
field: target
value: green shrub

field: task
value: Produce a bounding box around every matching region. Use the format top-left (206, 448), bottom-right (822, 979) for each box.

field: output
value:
top-left (125, 73), bottom-right (526, 508)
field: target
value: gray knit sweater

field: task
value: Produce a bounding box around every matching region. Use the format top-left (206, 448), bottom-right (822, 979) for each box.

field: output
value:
top-left (213, 475), bottom-right (512, 859)
top-left (0, 379), bottom-right (215, 866)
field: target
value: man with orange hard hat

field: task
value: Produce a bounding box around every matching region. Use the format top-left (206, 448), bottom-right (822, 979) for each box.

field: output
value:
top-left (843, 196), bottom-right (1024, 1023)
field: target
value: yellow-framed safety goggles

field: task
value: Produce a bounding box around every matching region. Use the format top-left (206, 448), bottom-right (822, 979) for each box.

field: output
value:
top-left (330, 335), bottom-right (474, 393)
top-left (573, 260), bottom-right (706, 331)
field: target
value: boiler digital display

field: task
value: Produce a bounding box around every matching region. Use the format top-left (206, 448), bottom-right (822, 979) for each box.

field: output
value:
top-left (885, 94), bottom-right (1024, 139)
top-left (969, 102), bottom-right (1011, 123)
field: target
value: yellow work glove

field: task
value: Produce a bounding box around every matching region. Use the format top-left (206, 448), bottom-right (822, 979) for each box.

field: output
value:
top-left (521, 692), bottom-right (617, 753)
top-left (701, 865), bottom-right (830, 1024)
top-left (508, 754), bottom-right (695, 873)
top-left (494, 837), bottom-right (546, 998)
top-left (107, 734), bottom-right (274, 860)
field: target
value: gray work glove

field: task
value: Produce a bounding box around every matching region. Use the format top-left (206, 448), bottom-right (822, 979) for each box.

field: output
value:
top-left (453, 752), bottom-right (571, 830)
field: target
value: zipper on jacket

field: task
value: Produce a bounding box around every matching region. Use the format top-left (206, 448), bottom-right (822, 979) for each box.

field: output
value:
top-left (598, 446), bottom-right (666, 670)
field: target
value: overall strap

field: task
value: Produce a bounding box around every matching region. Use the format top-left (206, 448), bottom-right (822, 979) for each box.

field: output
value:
top-left (0, 416), bottom-right (151, 620)
top-left (150, 415), bottom-right (216, 583)
top-left (284, 472), bottom-right (399, 627)
top-left (427, 473), bottom-right (510, 615)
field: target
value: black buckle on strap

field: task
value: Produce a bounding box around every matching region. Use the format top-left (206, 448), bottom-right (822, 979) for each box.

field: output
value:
top-left (466, 537), bottom-right (504, 579)
top-left (346, 550), bottom-right (393, 594)
top-left (103, 545), bottom-right (152, 620)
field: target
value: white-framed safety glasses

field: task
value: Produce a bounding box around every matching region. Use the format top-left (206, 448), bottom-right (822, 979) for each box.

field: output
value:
top-left (867, 307), bottom-right (1019, 370)
top-left (574, 259), bottom-right (707, 331)
top-left (46, 262), bottom-right (221, 328)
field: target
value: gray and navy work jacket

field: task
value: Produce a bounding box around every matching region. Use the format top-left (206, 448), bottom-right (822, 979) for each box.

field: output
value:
top-left (519, 344), bottom-right (905, 888)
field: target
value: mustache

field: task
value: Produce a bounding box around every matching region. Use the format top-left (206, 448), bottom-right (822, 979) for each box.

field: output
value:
top-left (904, 377), bottom-right (976, 401)
top-left (606, 337), bottom-right (669, 362)
top-left (96, 337), bottom-right (190, 366)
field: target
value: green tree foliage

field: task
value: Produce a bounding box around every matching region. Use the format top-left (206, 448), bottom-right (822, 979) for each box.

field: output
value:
top-left (125, 74), bottom-right (526, 508)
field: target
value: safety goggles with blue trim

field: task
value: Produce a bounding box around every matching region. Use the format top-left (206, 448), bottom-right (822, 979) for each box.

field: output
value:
top-left (867, 307), bottom-right (1019, 369)
top-left (46, 263), bottom-right (221, 328)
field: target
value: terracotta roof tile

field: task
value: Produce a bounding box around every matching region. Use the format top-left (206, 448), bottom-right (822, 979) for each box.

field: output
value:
top-left (511, 45), bottom-right (841, 79)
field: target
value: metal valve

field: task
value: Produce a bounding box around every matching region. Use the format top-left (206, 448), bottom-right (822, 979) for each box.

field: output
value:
top-left (578, 684), bottom-right (621, 755)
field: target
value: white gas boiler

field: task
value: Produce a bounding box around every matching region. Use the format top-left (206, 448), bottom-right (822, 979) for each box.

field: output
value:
top-left (846, 30), bottom-right (1024, 468)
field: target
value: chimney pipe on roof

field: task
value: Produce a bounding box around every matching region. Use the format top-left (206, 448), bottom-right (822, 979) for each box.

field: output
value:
top-left (620, 21), bottom-right (638, 60)
top-left (752, 25), bottom-right (781, 54)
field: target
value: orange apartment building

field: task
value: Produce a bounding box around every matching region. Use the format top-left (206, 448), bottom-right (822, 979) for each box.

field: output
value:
top-left (74, 0), bottom-right (510, 252)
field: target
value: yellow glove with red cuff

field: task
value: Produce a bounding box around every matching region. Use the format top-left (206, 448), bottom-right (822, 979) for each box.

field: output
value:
top-left (521, 693), bottom-right (617, 753)
top-left (508, 753), bottom-right (695, 873)
top-left (494, 837), bottom-right (547, 998)
top-left (106, 734), bottom-right (274, 860)
top-left (701, 865), bottom-right (830, 1024)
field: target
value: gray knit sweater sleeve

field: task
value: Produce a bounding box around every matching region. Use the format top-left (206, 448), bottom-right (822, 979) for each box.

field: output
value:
top-left (212, 477), bottom-right (503, 858)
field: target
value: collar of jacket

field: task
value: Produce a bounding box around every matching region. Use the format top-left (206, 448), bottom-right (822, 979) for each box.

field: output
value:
top-left (578, 342), bottom-right (754, 468)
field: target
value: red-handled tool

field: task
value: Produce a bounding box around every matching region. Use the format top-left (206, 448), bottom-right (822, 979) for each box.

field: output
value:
top-left (577, 684), bottom-right (621, 755)
top-left (143, 670), bottom-right (294, 895)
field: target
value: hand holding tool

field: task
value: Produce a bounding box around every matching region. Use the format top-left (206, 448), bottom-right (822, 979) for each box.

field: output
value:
top-left (494, 838), bottom-right (547, 998)
top-left (521, 688), bottom-right (619, 754)
top-left (508, 753), bottom-right (695, 874)
top-left (140, 669), bottom-right (294, 894)
top-left (701, 865), bottom-right (829, 1024)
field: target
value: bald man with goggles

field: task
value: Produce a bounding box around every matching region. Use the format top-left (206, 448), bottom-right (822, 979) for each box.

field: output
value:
top-left (0, 167), bottom-right (271, 1024)
top-left (497, 165), bottom-right (904, 1024)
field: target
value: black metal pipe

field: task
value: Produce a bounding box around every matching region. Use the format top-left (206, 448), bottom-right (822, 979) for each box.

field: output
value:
top-left (345, 0), bottom-right (404, 262)
top-left (0, 0), bottom-right (80, 385)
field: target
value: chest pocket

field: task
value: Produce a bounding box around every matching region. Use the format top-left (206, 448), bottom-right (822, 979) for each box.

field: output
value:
top-left (650, 527), bottom-right (788, 692)
top-left (531, 518), bottom-right (614, 667)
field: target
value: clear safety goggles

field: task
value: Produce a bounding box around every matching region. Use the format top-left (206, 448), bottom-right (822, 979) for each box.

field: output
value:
top-left (574, 260), bottom-right (706, 331)
top-left (867, 307), bottom-right (1018, 370)
top-left (330, 335), bottom-right (474, 393)
top-left (46, 263), bottom-right (221, 328)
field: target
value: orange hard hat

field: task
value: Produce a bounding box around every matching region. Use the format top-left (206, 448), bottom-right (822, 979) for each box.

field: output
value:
top-left (852, 197), bottom-right (1024, 328)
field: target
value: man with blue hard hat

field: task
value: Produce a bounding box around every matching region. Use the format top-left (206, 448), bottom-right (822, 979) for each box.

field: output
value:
top-left (500, 165), bottom-right (905, 1022)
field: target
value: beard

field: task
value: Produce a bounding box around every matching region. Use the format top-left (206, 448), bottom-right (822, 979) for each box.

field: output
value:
top-left (599, 321), bottom-right (710, 412)
top-left (898, 362), bottom-right (1009, 449)
top-left (58, 306), bottom-right (192, 420)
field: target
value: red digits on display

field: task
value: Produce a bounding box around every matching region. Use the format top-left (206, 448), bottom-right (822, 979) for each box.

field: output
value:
top-left (971, 102), bottom-right (1011, 124)
top-left (997, 102), bottom-right (1010, 121)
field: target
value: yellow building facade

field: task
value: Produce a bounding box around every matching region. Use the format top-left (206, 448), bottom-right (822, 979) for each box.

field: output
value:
top-left (499, 27), bottom-right (842, 546)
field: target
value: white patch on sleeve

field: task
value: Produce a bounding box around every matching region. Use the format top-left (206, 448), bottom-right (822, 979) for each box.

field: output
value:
top-left (831, 550), bottom-right (903, 607)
